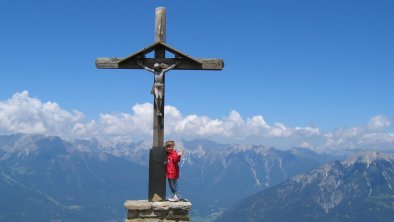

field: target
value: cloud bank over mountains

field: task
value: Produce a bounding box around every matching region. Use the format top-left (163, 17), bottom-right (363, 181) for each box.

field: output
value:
top-left (0, 91), bottom-right (393, 152)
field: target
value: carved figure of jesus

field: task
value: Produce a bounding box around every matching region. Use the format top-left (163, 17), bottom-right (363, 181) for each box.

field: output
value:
top-left (138, 61), bottom-right (179, 116)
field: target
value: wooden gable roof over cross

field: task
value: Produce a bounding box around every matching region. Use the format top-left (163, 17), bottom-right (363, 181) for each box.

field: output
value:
top-left (96, 41), bottom-right (224, 70)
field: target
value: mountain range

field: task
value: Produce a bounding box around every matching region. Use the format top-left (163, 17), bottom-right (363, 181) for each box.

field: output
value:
top-left (73, 137), bottom-right (335, 216)
top-left (215, 151), bottom-right (394, 222)
top-left (0, 134), bottom-right (333, 221)
top-left (0, 134), bottom-right (147, 221)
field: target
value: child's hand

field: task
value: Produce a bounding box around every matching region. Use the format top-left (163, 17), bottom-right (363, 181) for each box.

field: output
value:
top-left (178, 150), bottom-right (183, 156)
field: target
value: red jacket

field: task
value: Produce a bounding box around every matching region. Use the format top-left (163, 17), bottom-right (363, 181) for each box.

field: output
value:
top-left (166, 150), bottom-right (181, 179)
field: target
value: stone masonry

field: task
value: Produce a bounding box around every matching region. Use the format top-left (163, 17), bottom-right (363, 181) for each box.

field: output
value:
top-left (124, 200), bottom-right (192, 222)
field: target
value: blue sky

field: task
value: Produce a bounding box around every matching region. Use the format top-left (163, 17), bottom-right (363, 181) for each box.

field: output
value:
top-left (1, 0), bottom-right (393, 151)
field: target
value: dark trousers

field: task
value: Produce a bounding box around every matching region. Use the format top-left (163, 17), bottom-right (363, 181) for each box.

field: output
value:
top-left (168, 178), bottom-right (178, 195)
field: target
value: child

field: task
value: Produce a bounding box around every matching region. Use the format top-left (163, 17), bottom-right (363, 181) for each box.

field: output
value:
top-left (164, 140), bottom-right (183, 202)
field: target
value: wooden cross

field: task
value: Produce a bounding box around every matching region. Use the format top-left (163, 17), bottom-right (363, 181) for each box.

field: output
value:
top-left (96, 7), bottom-right (224, 202)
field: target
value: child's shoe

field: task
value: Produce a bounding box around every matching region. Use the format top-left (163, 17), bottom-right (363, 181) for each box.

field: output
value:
top-left (169, 194), bottom-right (179, 202)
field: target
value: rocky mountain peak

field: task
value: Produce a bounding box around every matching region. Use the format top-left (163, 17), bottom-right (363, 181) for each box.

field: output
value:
top-left (343, 150), bottom-right (394, 166)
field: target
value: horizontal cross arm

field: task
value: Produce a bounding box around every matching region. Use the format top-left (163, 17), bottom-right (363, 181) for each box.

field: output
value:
top-left (96, 58), bottom-right (224, 70)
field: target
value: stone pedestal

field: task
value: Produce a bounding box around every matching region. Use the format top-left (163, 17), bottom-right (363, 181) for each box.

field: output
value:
top-left (124, 200), bottom-right (192, 222)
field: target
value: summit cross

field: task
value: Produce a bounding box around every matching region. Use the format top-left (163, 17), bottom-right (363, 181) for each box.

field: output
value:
top-left (95, 7), bottom-right (224, 201)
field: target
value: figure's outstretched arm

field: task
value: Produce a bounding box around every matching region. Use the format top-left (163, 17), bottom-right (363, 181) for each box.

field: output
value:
top-left (137, 61), bottom-right (155, 73)
top-left (163, 61), bottom-right (181, 72)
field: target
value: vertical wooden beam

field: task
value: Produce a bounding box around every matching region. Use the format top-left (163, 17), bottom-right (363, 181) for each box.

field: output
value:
top-left (153, 6), bottom-right (166, 148)
top-left (149, 6), bottom-right (167, 202)
top-left (155, 7), bottom-right (166, 43)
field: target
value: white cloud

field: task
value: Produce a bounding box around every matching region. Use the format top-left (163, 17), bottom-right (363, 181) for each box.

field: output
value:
top-left (300, 142), bottom-right (312, 148)
top-left (318, 115), bottom-right (394, 152)
top-left (368, 115), bottom-right (391, 131)
top-left (0, 91), bottom-right (83, 136)
top-left (1, 91), bottom-right (393, 152)
top-left (166, 109), bottom-right (319, 141)
top-left (0, 91), bottom-right (319, 143)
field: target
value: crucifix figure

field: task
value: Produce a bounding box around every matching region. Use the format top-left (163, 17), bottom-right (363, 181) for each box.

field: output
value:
top-left (137, 61), bottom-right (180, 116)
top-left (96, 7), bottom-right (224, 202)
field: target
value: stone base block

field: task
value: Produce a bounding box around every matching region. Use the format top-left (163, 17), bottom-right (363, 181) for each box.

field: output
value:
top-left (124, 200), bottom-right (192, 222)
